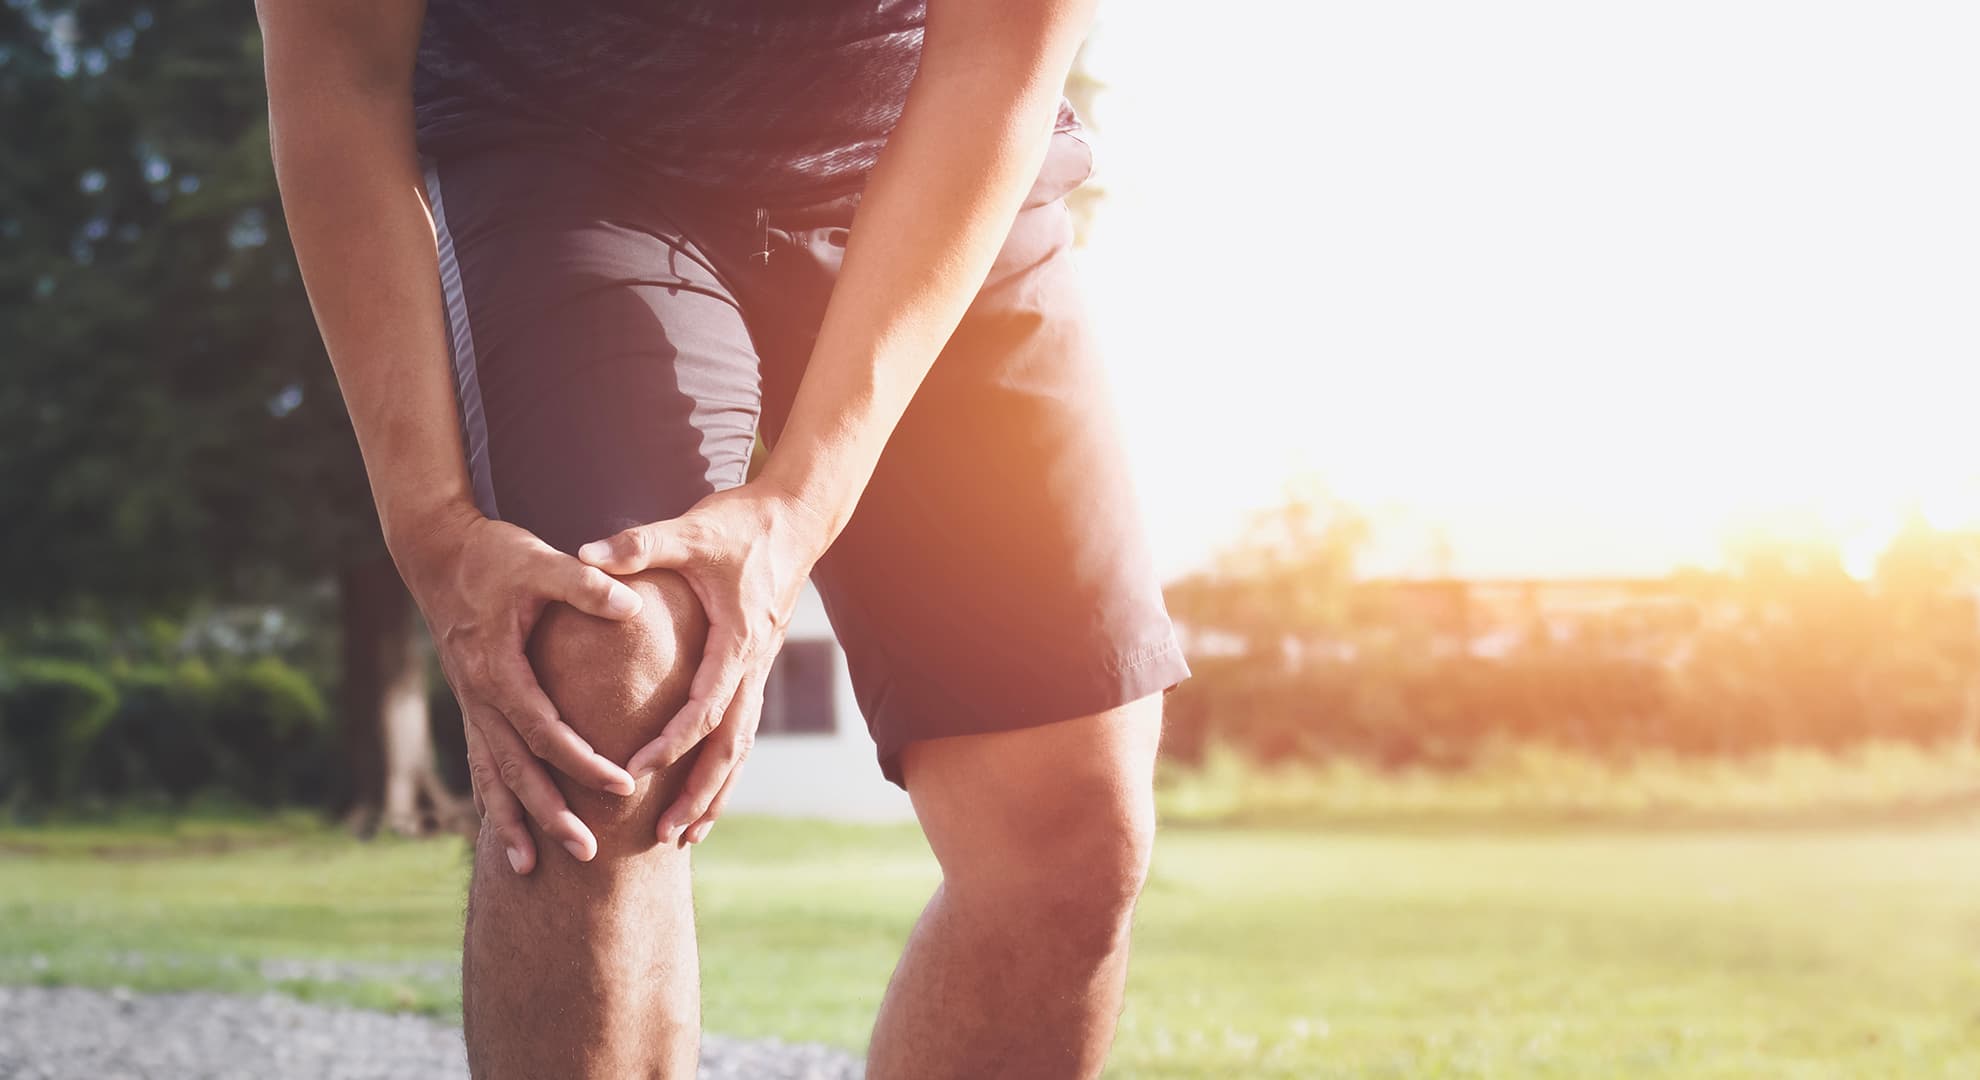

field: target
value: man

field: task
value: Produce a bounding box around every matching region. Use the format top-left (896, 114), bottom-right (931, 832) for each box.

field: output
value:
top-left (255, 0), bottom-right (1190, 1076)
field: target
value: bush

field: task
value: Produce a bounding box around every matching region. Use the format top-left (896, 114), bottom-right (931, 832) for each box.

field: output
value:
top-left (91, 661), bottom-right (222, 805)
top-left (209, 657), bottom-right (331, 806)
top-left (0, 658), bottom-right (120, 810)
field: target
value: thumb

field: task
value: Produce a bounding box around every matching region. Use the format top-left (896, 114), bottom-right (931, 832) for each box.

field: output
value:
top-left (557, 560), bottom-right (645, 620)
top-left (577, 521), bottom-right (693, 575)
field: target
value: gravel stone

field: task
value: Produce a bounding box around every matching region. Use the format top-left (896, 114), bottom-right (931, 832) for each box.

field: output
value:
top-left (0, 985), bottom-right (863, 1079)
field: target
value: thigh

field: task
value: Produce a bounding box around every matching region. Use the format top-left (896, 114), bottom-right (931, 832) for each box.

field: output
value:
top-left (902, 694), bottom-right (1163, 882)
top-left (755, 143), bottom-right (1191, 786)
top-left (423, 136), bottom-right (761, 556)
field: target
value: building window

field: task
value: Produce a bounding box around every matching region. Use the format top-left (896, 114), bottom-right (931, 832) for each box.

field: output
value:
top-left (761, 639), bottom-right (837, 735)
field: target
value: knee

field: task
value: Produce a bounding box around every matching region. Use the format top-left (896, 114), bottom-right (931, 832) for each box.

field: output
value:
top-left (525, 568), bottom-right (707, 841)
top-left (969, 786), bottom-right (1156, 961)
top-left (1045, 805), bottom-right (1154, 956)
top-left (529, 568), bottom-right (706, 758)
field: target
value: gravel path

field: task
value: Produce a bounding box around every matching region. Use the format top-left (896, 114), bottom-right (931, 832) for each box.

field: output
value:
top-left (0, 985), bottom-right (864, 1079)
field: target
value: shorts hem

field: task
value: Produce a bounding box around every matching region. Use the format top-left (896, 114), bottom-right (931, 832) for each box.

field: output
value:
top-left (871, 636), bottom-right (1193, 790)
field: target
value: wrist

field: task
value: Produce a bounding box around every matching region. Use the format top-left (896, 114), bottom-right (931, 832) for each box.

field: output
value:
top-left (383, 495), bottom-right (481, 586)
top-left (759, 464), bottom-right (855, 546)
top-left (751, 466), bottom-right (845, 557)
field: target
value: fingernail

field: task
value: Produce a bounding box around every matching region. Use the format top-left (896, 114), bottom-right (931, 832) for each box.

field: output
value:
top-left (659, 823), bottom-right (680, 846)
top-left (506, 847), bottom-right (527, 874)
top-left (578, 541), bottom-right (611, 564)
top-left (605, 773), bottom-right (636, 797)
top-left (689, 822), bottom-right (713, 844)
top-left (605, 583), bottom-right (641, 616)
top-left (562, 839), bottom-right (589, 862)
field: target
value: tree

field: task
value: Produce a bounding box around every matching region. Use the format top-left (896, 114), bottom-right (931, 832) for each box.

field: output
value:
top-left (0, 0), bottom-right (464, 834)
top-left (1165, 481), bottom-right (1372, 662)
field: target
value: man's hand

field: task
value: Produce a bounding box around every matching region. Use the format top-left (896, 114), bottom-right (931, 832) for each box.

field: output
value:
top-left (400, 506), bottom-right (646, 874)
top-left (577, 481), bottom-right (832, 847)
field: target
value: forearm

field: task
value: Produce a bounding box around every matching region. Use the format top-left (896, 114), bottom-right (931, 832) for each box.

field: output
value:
top-left (261, 4), bottom-right (477, 561)
top-left (758, 0), bottom-right (1096, 537)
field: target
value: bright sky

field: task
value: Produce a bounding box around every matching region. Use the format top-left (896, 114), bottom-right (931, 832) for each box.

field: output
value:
top-left (1076, 1), bottom-right (1980, 580)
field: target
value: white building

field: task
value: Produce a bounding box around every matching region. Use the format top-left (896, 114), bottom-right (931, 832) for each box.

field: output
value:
top-left (723, 581), bottom-right (916, 822)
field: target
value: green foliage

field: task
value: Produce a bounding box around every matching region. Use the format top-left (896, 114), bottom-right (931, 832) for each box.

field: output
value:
top-left (2, 0), bottom-right (376, 619)
top-left (1168, 492), bottom-right (1980, 769)
top-left (0, 658), bottom-right (119, 809)
top-left (92, 660), bottom-right (222, 804)
top-left (1166, 484), bottom-right (1371, 657)
top-left (6, 619), bottom-right (118, 664)
top-left (208, 657), bottom-right (330, 806)
top-left (1167, 647), bottom-right (1678, 768)
top-left (0, 652), bottom-right (334, 813)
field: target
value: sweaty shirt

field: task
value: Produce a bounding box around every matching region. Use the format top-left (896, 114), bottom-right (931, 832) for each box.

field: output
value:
top-left (412, 0), bottom-right (1081, 204)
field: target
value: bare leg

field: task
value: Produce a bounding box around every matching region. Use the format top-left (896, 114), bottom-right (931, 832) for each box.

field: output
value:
top-left (462, 569), bottom-right (707, 1079)
top-left (866, 695), bottom-right (1163, 1080)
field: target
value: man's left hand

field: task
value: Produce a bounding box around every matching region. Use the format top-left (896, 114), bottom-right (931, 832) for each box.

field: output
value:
top-left (577, 481), bottom-right (834, 846)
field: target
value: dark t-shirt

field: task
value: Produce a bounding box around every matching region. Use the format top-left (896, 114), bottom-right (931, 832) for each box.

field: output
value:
top-left (413, 0), bottom-right (1080, 204)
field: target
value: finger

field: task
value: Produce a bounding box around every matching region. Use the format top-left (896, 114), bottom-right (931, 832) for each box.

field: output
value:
top-left (473, 707), bottom-right (600, 862)
top-left (626, 626), bottom-right (753, 777)
top-left (685, 759), bottom-right (747, 845)
top-left (656, 736), bottom-right (737, 848)
top-left (549, 556), bottom-right (644, 621)
top-left (468, 754), bottom-right (485, 820)
top-left (489, 656), bottom-right (636, 795)
top-left (465, 726), bottom-right (534, 874)
top-left (576, 519), bottom-right (696, 575)
top-left (663, 673), bottom-right (764, 846)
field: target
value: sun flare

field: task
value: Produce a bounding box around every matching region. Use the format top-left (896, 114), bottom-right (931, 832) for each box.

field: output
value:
top-left (1078, 0), bottom-right (1980, 580)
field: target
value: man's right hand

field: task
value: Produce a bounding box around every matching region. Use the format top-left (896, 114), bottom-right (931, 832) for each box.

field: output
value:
top-left (397, 504), bottom-right (646, 874)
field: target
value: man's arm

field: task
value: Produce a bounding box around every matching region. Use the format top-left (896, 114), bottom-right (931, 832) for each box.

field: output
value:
top-left (756, 0), bottom-right (1098, 533)
top-left (257, 0), bottom-right (641, 871)
top-left (577, 0), bottom-right (1100, 845)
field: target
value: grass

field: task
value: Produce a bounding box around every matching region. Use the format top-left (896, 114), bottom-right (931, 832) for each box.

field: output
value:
top-left (1158, 740), bottom-right (1980, 828)
top-left (5, 812), bottom-right (1980, 1077)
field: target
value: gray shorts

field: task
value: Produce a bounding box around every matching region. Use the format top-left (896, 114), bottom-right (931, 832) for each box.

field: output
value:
top-left (421, 130), bottom-right (1189, 787)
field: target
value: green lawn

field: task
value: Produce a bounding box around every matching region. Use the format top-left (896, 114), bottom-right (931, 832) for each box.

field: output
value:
top-left (5, 814), bottom-right (1980, 1077)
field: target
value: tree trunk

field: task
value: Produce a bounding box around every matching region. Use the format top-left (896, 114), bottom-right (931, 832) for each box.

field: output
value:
top-left (338, 561), bottom-right (385, 835)
top-left (338, 555), bottom-right (473, 837)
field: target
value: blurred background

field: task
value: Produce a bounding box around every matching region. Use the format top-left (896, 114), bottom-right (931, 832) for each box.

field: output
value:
top-left (5, 1), bottom-right (1980, 1077)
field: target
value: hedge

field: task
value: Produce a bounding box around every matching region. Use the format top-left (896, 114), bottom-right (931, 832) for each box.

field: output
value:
top-left (0, 658), bottom-right (119, 808)
top-left (0, 655), bottom-right (331, 812)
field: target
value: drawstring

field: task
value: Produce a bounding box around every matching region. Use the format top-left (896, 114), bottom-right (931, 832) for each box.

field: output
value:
top-left (751, 207), bottom-right (771, 267)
